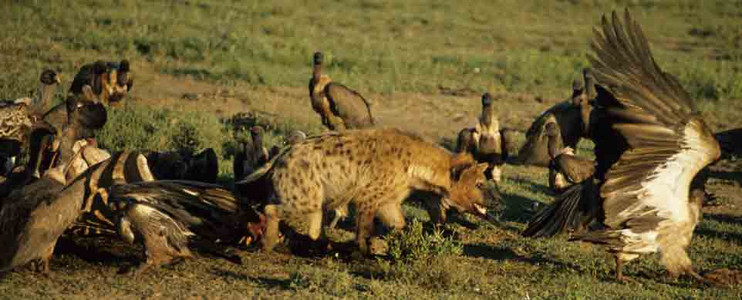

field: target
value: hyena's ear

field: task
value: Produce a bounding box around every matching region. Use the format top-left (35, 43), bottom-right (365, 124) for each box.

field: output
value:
top-left (450, 152), bottom-right (475, 169)
top-left (450, 153), bottom-right (476, 181)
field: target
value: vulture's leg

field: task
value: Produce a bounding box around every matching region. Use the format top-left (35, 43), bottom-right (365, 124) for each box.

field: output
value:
top-left (490, 164), bottom-right (502, 184)
top-left (614, 255), bottom-right (641, 284)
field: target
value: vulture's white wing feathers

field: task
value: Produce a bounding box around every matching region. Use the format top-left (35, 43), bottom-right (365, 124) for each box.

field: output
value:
top-left (590, 10), bottom-right (720, 235)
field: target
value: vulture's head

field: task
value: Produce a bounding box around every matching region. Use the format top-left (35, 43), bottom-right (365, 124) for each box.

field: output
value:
top-left (40, 69), bottom-right (61, 85)
top-left (66, 86), bottom-right (108, 139)
top-left (481, 92), bottom-right (494, 108)
top-left (313, 51), bottom-right (324, 66)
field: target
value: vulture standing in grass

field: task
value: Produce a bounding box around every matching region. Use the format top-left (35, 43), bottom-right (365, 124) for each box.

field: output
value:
top-left (105, 180), bottom-right (258, 273)
top-left (308, 52), bottom-right (375, 131)
top-left (545, 122), bottom-right (595, 193)
top-left (233, 126), bottom-right (270, 181)
top-left (524, 10), bottom-right (721, 283)
top-left (517, 71), bottom-right (595, 167)
top-left (455, 93), bottom-right (515, 183)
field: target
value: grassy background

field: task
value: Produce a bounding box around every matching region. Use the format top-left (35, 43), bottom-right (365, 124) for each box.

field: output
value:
top-left (1, 0), bottom-right (742, 298)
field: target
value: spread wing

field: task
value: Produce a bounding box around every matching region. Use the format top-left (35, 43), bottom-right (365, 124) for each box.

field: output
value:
top-left (522, 179), bottom-right (601, 238)
top-left (107, 180), bottom-right (249, 242)
top-left (589, 10), bottom-right (720, 230)
top-left (325, 83), bottom-right (375, 129)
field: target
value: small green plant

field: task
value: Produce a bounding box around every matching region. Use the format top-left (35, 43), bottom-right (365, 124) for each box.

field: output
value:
top-left (386, 220), bottom-right (463, 263)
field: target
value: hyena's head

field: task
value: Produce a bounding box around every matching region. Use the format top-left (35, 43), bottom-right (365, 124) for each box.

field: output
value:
top-left (446, 157), bottom-right (495, 219)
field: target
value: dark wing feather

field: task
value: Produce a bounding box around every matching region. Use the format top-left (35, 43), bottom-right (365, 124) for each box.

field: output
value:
top-left (522, 179), bottom-right (601, 238)
top-left (0, 175), bottom-right (87, 271)
top-left (108, 180), bottom-right (247, 243)
top-left (324, 83), bottom-right (375, 129)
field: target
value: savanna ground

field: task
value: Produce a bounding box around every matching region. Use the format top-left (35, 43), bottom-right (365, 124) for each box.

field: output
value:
top-left (2, 0), bottom-right (742, 298)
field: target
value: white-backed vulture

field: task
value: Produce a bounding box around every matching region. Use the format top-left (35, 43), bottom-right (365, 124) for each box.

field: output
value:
top-left (308, 52), bottom-right (375, 131)
top-left (523, 10), bottom-right (721, 284)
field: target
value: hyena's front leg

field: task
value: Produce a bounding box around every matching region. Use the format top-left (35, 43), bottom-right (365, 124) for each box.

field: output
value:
top-left (307, 210), bottom-right (324, 241)
top-left (355, 206), bottom-right (376, 254)
top-left (261, 204), bottom-right (281, 252)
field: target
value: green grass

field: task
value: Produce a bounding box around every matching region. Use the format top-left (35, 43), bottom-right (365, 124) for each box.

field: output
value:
top-left (1, 0), bottom-right (742, 298)
top-left (1, 0), bottom-right (741, 100)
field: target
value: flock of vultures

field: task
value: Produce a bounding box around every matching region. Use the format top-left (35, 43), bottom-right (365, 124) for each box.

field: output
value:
top-left (1, 9), bottom-right (741, 285)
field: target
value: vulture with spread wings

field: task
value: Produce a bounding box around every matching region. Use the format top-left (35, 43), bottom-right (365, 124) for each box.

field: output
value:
top-left (523, 10), bottom-right (720, 283)
top-left (308, 52), bottom-right (375, 131)
top-left (105, 180), bottom-right (258, 273)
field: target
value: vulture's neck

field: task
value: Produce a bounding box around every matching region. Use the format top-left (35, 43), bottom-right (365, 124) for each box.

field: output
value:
top-left (479, 106), bottom-right (498, 132)
top-left (312, 64), bottom-right (323, 83)
top-left (35, 83), bottom-right (57, 114)
top-left (547, 133), bottom-right (564, 159)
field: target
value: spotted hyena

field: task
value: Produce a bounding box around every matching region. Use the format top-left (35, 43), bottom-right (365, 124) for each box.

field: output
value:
top-left (241, 128), bottom-right (493, 254)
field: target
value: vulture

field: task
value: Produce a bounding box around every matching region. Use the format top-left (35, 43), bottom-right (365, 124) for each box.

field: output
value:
top-left (517, 71), bottom-right (595, 167)
top-left (0, 163), bottom-right (86, 273)
top-left (545, 122), bottom-right (595, 193)
top-left (454, 93), bottom-right (516, 183)
top-left (63, 147), bottom-right (218, 239)
top-left (233, 126), bottom-right (269, 181)
top-left (0, 87), bottom-right (108, 198)
top-left (104, 180), bottom-right (259, 273)
top-left (69, 59), bottom-right (133, 107)
top-left (0, 69), bottom-right (61, 176)
top-left (27, 87), bottom-right (108, 179)
top-left (30, 69), bottom-right (62, 116)
top-left (524, 10), bottom-right (721, 283)
top-left (308, 52), bottom-right (375, 131)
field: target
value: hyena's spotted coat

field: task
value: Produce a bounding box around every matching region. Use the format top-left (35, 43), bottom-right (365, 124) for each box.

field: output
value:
top-left (243, 128), bottom-right (491, 253)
